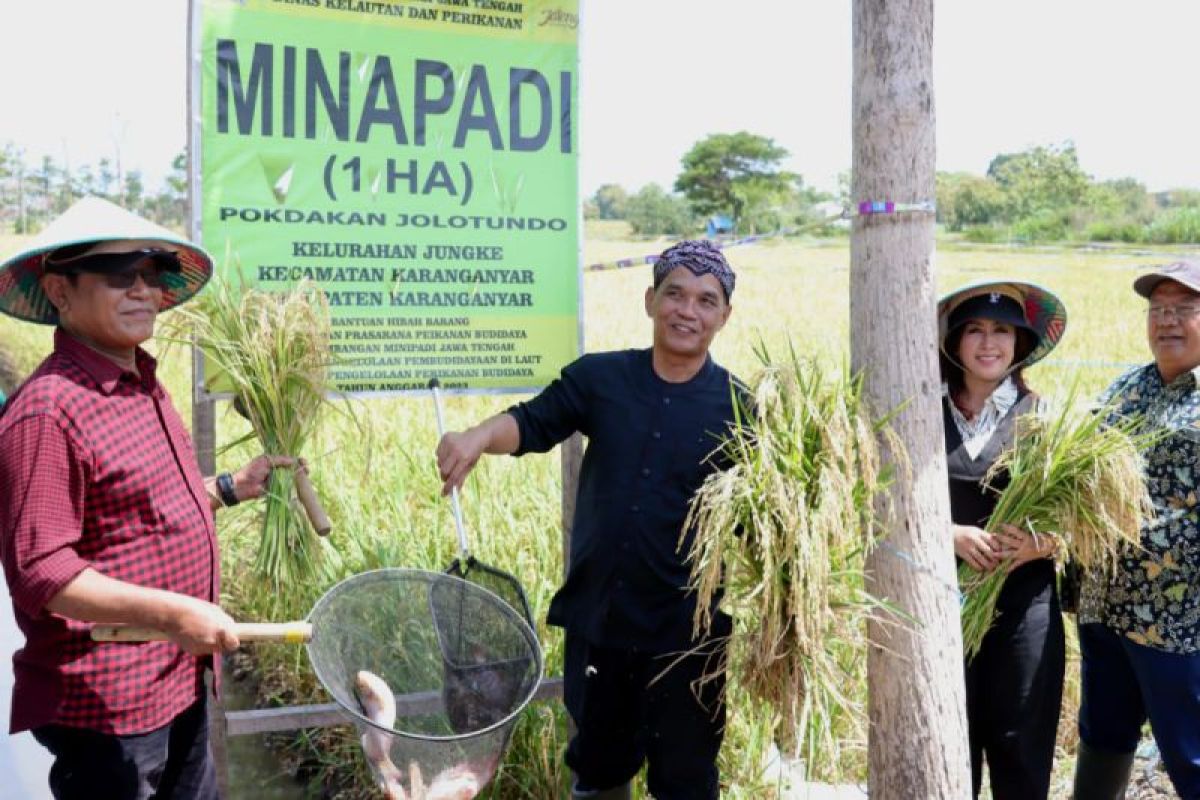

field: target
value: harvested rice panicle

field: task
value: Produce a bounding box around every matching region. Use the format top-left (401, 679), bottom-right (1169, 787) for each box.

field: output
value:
top-left (685, 343), bottom-right (899, 781)
top-left (958, 389), bottom-right (1153, 659)
top-left (174, 277), bottom-right (343, 588)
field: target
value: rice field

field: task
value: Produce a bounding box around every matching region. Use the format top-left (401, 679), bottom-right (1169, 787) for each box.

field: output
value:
top-left (0, 225), bottom-right (1186, 798)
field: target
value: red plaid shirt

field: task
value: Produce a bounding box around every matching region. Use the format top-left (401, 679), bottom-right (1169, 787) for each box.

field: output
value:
top-left (0, 329), bottom-right (219, 734)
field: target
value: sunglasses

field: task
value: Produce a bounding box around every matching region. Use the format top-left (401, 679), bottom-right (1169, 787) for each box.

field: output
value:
top-left (45, 247), bottom-right (181, 290)
top-left (88, 266), bottom-right (175, 291)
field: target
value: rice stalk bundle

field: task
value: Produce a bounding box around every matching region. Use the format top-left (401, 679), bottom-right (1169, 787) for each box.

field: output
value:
top-left (684, 343), bottom-right (898, 781)
top-left (180, 278), bottom-right (337, 588)
top-left (958, 393), bottom-right (1153, 659)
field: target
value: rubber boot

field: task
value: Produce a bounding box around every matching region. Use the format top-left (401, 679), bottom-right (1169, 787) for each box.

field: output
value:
top-left (571, 779), bottom-right (633, 800)
top-left (1072, 740), bottom-right (1135, 800)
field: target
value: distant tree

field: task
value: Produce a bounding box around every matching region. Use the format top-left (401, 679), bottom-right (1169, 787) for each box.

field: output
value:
top-left (144, 150), bottom-right (189, 230)
top-left (97, 157), bottom-right (115, 199)
top-left (936, 172), bottom-right (1006, 230)
top-left (12, 152), bottom-right (28, 234)
top-left (777, 175), bottom-right (831, 227)
top-left (123, 171), bottom-right (145, 213)
top-left (986, 142), bottom-right (1089, 221)
top-left (675, 132), bottom-right (795, 227)
top-left (592, 183), bottom-right (629, 220)
top-left (33, 155), bottom-right (58, 229)
top-left (0, 143), bottom-right (15, 230)
top-left (625, 183), bottom-right (694, 236)
top-left (74, 164), bottom-right (97, 200)
top-left (1160, 189), bottom-right (1200, 209)
top-left (0, 143), bottom-right (191, 233)
top-left (1085, 177), bottom-right (1153, 222)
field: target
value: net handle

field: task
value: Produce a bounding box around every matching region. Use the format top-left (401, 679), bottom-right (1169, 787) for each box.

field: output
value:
top-left (90, 621), bottom-right (313, 644)
top-left (293, 469), bottom-right (332, 536)
top-left (429, 378), bottom-right (471, 560)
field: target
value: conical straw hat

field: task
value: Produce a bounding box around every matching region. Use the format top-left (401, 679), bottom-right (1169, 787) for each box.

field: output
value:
top-left (0, 196), bottom-right (212, 325)
top-left (937, 279), bottom-right (1067, 370)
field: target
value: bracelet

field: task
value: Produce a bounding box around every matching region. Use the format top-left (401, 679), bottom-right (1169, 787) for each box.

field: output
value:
top-left (216, 472), bottom-right (240, 507)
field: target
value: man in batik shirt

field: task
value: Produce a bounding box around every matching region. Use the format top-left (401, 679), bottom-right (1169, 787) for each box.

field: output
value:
top-left (1074, 260), bottom-right (1200, 799)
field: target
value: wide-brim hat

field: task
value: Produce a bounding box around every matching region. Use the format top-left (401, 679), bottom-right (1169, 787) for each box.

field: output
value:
top-left (937, 280), bottom-right (1067, 370)
top-left (0, 196), bottom-right (212, 325)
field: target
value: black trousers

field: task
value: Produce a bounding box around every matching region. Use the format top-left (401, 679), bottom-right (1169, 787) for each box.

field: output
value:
top-left (31, 698), bottom-right (217, 800)
top-left (563, 630), bottom-right (726, 800)
top-left (964, 589), bottom-right (1065, 800)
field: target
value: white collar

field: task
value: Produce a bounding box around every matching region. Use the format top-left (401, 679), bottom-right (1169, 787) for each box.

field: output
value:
top-left (943, 376), bottom-right (1019, 419)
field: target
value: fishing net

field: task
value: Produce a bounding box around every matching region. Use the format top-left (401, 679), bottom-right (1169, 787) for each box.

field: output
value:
top-left (434, 560), bottom-right (537, 735)
top-left (305, 568), bottom-right (542, 798)
top-left (445, 555), bottom-right (534, 635)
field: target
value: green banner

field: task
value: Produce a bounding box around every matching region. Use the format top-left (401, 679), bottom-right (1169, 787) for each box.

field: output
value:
top-left (196, 0), bottom-right (580, 393)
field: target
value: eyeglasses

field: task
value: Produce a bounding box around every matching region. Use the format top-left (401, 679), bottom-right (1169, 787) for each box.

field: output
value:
top-left (1147, 304), bottom-right (1200, 323)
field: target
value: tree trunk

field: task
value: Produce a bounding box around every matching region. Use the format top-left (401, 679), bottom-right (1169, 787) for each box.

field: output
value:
top-left (851, 2), bottom-right (972, 798)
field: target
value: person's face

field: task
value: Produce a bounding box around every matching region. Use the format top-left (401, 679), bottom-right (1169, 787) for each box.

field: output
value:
top-left (955, 317), bottom-right (1017, 384)
top-left (644, 267), bottom-right (731, 360)
top-left (1147, 279), bottom-right (1200, 383)
top-left (41, 260), bottom-right (166, 358)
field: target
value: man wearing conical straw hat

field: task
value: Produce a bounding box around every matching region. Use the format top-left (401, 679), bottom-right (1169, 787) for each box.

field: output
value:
top-left (0, 197), bottom-right (294, 800)
top-left (936, 280), bottom-right (1067, 799)
top-left (1072, 261), bottom-right (1200, 799)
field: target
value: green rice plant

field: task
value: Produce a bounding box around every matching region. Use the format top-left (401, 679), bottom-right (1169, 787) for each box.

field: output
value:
top-left (958, 388), bottom-right (1154, 659)
top-left (684, 341), bottom-right (900, 783)
top-left (173, 278), bottom-right (345, 592)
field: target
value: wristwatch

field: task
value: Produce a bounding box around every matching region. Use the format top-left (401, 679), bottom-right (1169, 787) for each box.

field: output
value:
top-left (216, 472), bottom-right (240, 507)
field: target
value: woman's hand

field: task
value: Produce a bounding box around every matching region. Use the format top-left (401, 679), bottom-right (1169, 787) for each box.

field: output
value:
top-left (995, 523), bottom-right (1059, 572)
top-left (953, 524), bottom-right (1002, 572)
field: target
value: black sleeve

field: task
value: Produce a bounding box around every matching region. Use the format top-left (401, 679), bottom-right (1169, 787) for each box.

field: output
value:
top-left (508, 358), bottom-right (589, 455)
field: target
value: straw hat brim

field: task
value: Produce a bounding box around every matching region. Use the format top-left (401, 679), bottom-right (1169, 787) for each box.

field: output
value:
top-left (0, 196), bottom-right (212, 325)
top-left (937, 280), bottom-right (1067, 370)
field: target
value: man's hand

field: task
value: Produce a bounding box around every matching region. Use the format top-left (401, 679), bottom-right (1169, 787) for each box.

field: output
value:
top-left (995, 523), bottom-right (1059, 573)
top-left (161, 594), bottom-right (241, 655)
top-left (231, 454), bottom-right (300, 502)
top-left (953, 524), bottom-right (1002, 572)
top-left (46, 569), bottom-right (241, 655)
top-left (436, 429), bottom-right (488, 496)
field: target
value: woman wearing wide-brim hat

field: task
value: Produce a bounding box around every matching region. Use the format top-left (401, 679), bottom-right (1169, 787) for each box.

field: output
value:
top-left (937, 279), bottom-right (1068, 800)
top-left (0, 196), bottom-right (294, 800)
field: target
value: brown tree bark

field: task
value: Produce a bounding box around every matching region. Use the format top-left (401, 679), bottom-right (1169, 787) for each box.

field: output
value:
top-left (851, 1), bottom-right (972, 798)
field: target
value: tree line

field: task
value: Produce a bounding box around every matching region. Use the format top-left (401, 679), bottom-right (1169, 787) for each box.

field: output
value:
top-left (590, 135), bottom-right (1200, 244)
top-left (939, 142), bottom-right (1200, 244)
top-left (587, 131), bottom-right (832, 237)
top-left (0, 143), bottom-right (187, 234)
top-left (5, 134), bottom-right (1198, 246)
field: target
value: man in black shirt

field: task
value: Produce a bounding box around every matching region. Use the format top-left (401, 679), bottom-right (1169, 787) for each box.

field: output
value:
top-left (437, 240), bottom-right (743, 800)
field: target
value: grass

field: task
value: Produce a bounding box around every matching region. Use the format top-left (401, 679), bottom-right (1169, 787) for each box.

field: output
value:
top-left (0, 226), bottom-right (1170, 798)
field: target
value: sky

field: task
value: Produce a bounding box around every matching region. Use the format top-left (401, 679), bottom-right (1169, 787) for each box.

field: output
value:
top-left (2, 1), bottom-right (1199, 197)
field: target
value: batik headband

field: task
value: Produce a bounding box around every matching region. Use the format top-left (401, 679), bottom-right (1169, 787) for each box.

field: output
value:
top-left (652, 239), bottom-right (736, 300)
